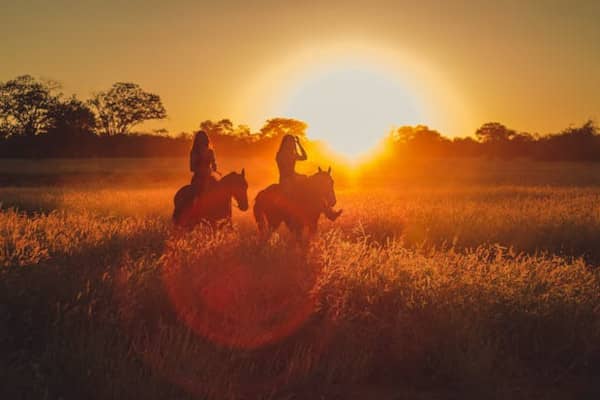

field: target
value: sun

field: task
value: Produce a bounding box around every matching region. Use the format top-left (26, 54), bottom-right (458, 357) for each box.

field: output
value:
top-left (237, 43), bottom-right (474, 157)
top-left (278, 62), bottom-right (426, 159)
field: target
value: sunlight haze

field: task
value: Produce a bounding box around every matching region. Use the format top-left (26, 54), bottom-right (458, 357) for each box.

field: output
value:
top-left (4, 2), bottom-right (600, 398)
top-left (2, 0), bottom-right (599, 142)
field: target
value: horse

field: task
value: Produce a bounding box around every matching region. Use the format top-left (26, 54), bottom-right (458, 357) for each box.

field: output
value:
top-left (253, 167), bottom-right (337, 238)
top-left (173, 169), bottom-right (249, 229)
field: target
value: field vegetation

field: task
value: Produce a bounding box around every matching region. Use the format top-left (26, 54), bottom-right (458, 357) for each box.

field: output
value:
top-left (1, 158), bottom-right (600, 399)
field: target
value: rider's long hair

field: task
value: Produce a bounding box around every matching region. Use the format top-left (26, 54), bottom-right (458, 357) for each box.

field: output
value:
top-left (192, 130), bottom-right (211, 152)
top-left (277, 134), bottom-right (297, 157)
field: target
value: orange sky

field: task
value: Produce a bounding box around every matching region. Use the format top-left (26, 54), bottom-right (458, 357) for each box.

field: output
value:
top-left (1, 0), bottom-right (599, 139)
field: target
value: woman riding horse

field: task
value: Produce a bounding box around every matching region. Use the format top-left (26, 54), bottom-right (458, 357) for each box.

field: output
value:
top-left (254, 166), bottom-right (338, 237)
top-left (275, 134), bottom-right (342, 221)
top-left (173, 170), bottom-right (248, 228)
top-left (190, 130), bottom-right (217, 196)
top-left (173, 130), bottom-right (248, 228)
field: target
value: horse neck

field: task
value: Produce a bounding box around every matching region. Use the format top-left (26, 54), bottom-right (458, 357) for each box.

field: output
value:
top-left (216, 175), bottom-right (235, 200)
top-left (299, 177), bottom-right (324, 209)
top-left (305, 176), bottom-right (322, 197)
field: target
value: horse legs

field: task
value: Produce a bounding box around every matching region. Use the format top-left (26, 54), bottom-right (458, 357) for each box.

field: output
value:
top-left (307, 215), bottom-right (320, 236)
top-left (255, 211), bottom-right (270, 240)
top-left (293, 216), bottom-right (318, 244)
top-left (254, 212), bottom-right (272, 241)
top-left (259, 215), bottom-right (284, 242)
top-left (173, 185), bottom-right (201, 228)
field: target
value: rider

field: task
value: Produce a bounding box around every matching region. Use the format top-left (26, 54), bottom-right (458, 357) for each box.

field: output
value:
top-left (276, 134), bottom-right (342, 221)
top-left (276, 134), bottom-right (307, 185)
top-left (190, 130), bottom-right (217, 196)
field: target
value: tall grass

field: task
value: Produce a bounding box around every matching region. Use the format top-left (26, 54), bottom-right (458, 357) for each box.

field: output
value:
top-left (2, 178), bottom-right (600, 398)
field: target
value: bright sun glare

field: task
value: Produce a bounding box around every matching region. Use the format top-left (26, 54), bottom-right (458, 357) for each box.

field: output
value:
top-left (280, 63), bottom-right (425, 158)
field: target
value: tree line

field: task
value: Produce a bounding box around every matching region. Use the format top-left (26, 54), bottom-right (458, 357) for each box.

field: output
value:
top-left (0, 74), bottom-right (598, 161)
top-left (382, 121), bottom-right (600, 162)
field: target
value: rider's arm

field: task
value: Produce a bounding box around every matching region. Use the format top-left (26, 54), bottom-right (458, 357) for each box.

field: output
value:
top-left (296, 137), bottom-right (307, 161)
top-left (209, 149), bottom-right (217, 171)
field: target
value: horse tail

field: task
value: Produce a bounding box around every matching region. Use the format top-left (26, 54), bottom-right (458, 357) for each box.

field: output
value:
top-left (173, 185), bottom-right (194, 227)
top-left (173, 188), bottom-right (182, 224)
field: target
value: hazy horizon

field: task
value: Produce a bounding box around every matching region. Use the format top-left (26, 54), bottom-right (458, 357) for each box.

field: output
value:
top-left (2, 0), bottom-right (599, 139)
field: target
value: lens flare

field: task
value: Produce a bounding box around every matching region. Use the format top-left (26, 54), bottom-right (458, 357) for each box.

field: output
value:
top-left (161, 231), bottom-right (321, 350)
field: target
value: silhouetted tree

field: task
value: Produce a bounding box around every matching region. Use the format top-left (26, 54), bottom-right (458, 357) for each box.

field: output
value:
top-left (47, 96), bottom-right (96, 139)
top-left (1, 73), bottom-right (598, 164)
top-left (198, 119), bottom-right (255, 157)
top-left (474, 122), bottom-right (536, 159)
top-left (258, 118), bottom-right (307, 139)
top-left (0, 75), bottom-right (61, 137)
top-left (88, 82), bottom-right (166, 136)
top-left (451, 137), bottom-right (480, 157)
top-left (537, 120), bottom-right (600, 161)
top-left (508, 131), bottom-right (536, 158)
top-left (386, 125), bottom-right (451, 158)
top-left (200, 119), bottom-right (234, 136)
top-left (559, 120), bottom-right (597, 138)
top-left (475, 122), bottom-right (516, 143)
top-left (389, 125), bottom-right (442, 143)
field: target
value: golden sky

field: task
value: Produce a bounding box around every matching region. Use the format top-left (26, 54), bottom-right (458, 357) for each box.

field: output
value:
top-left (1, 0), bottom-right (599, 140)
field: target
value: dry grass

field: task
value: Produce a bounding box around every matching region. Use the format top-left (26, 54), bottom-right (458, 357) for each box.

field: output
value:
top-left (2, 159), bottom-right (600, 399)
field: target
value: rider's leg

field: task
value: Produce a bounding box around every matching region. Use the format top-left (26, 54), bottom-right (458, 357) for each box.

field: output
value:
top-left (280, 177), bottom-right (292, 196)
top-left (191, 171), bottom-right (209, 198)
top-left (191, 173), bottom-right (200, 192)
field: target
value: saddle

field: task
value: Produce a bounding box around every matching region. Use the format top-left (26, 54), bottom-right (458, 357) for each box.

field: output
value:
top-left (193, 175), bottom-right (218, 201)
top-left (279, 173), bottom-right (307, 194)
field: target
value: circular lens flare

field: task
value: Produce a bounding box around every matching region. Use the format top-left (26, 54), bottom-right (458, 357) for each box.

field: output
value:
top-left (161, 231), bottom-right (321, 350)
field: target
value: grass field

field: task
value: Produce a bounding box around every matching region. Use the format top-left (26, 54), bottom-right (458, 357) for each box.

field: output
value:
top-left (2, 158), bottom-right (600, 399)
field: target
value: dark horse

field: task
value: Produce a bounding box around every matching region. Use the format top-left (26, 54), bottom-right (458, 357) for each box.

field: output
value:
top-left (173, 169), bottom-right (249, 228)
top-left (254, 167), bottom-right (337, 237)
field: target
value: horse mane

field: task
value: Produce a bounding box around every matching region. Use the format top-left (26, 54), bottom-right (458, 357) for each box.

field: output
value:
top-left (219, 171), bottom-right (241, 185)
top-left (291, 171), bottom-right (330, 202)
top-left (217, 171), bottom-right (247, 193)
top-left (222, 171), bottom-right (239, 179)
top-left (308, 170), bottom-right (328, 180)
top-left (307, 170), bottom-right (330, 186)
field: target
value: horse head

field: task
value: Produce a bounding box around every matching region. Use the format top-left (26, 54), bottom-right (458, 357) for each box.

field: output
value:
top-left (222, 169), bottom-right (249, 211)
top-left (313, 166), bottom-right (337, 208)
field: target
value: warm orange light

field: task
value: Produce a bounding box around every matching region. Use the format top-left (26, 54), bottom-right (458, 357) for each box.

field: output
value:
top-left (236, 41), bottom-right (474, 158)
top-left (280, 63), bottom-right (425, 159)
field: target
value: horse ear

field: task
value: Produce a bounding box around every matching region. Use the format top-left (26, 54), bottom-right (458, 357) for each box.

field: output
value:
top-left (318, 166), bottom-right (322, 172)
top-left (241, 168), bottom-right (245, 177)
top-left (327, 166), bottom-right (332, 174)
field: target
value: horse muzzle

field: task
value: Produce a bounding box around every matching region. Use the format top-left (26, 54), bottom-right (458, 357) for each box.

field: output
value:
top-left (237, 200), bottom-right (249, 211)
top-left (322, 197), bottom-right (336, 208)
